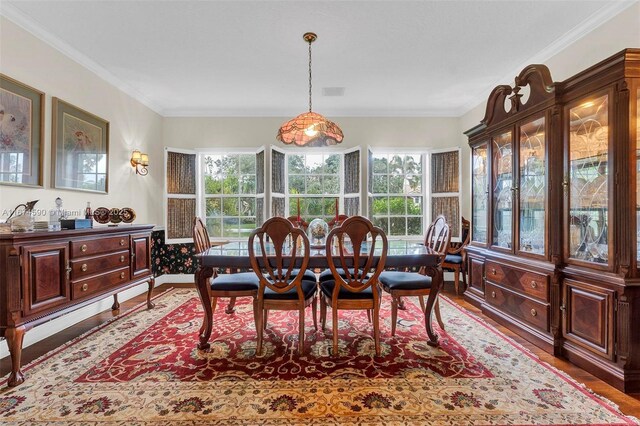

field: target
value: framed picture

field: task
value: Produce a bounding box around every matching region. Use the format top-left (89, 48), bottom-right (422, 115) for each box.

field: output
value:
top-left (0, 74), bottom-right (44, 187)
top-left (52, 98), bottom-right (109, 193)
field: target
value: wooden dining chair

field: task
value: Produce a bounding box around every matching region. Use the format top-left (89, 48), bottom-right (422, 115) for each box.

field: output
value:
top-left (320, 216), bottom-right (388, 356)
top-left (378, 215), bottom-right (451, 339)
top-left (319, 214), bottom-right (352, 283)
top-left (249, 217), bottom-right (318, 355)
top-left (442, 216), bottom-right (470, 295)
top-left (193, 217), bottom-right (259, 332)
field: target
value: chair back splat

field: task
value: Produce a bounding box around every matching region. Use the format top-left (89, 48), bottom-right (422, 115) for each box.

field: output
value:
top-left (249, 217), bottom-right (310, 295)
top-left (426, 215), bottom-right (451, 261)
top-left (325, 216), bottom-right (387, 294)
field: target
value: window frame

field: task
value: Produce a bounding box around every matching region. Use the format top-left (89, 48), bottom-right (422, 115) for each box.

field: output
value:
top-left (272, 145), bottom-right (360, 221)
top-left (164, 146), bottom-right (265, 244)
top-left (367, 146), bottom-right (429, 240)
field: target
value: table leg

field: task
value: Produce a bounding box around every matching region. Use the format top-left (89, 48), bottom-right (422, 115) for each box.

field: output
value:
top-left (195, 266), bottom-right (214, 350)
top-left (423, 266), bottom-right (443, 347)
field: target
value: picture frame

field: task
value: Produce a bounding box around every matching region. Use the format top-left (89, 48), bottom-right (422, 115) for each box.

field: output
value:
top-left (0, 74), bottom-right (44, 187)
top-left (52, 97), bottom-right (109, 193)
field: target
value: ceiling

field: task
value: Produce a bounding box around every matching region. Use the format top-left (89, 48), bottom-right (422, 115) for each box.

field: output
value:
top-left (1, 1), bottom-right (634, 117)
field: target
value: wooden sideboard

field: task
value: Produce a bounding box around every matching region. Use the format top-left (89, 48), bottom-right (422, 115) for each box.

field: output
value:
top-left (0, 225), bottom-right (155, 386)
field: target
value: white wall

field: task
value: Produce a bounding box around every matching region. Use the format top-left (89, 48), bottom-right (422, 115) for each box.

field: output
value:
top-left (0, 17), bottom-right (164, 225)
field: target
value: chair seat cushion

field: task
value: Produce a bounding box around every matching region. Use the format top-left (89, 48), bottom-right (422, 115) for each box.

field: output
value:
top-left (319, 268), bottom-right (369, 282)
top-left (211, 272), bottom-right (259, 291)
top-left (263, 279), bottom-right (318, 300)
top-left (320, 280), bottom-right (373, 300)
top-left (291, 268), bottom-right (317, 282)
top-left (378, 271), bottom-right (433, 290)
top-left (444, 254), bottom-right (463, 264)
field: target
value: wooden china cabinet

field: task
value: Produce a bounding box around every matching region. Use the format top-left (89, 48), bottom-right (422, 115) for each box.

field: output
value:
top-left (465, 48), bottom-right (640, 392)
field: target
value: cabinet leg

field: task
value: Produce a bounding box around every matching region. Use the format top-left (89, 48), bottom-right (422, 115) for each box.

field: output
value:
top-left (5, 326), bottom-right (26, 387)
top-left (147, 277), bottom-right (155, 309)
top-left (112, 294), bottom-right (120, 310)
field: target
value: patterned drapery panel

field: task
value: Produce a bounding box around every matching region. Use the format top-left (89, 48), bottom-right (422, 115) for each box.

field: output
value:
top-left (168, 198), bottom-right (196, 239)
top-left (344, 150), bottom-right (360, 194)
top-left (432, 196), bottom-right (460, 237)
top-left (272, 197), bottom-right (285, 217)
top-left (256, 198), bottom-right (264, 225)
top-left (167, 152), bottom-right (196, 194)
top-left (271, 150), bottom-right (285, 193)
top-left (431, 151), bottom-right (459, 193)
top-left (256, 150), bottom-right (265, 194)
top-left (345, 198), bottom-right (359, 216)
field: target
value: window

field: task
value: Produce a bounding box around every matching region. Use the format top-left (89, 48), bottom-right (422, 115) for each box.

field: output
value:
top-left (287, 152), bottom-right (341, 220)
top-left (430, 149), bottom-right (461, 238)
top-left (164, 147), bottom-right (265, 243)
top-left (271, 146), bottom-right (360, 221)
top-left (368, 151), bottom-right (425, 237)
top-left (202, 153), bottom-right (261, 238)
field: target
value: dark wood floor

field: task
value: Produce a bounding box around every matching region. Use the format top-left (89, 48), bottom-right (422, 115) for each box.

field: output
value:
top-left (2, 282), bottom-right (639, 418)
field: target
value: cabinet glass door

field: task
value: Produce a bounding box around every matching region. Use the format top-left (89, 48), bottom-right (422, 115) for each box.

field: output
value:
top-left (568, 94), bottom-right (609, 264)
top-left (519, 117), bottom-right (546, 255)
top-left (492, 131), bottom-right (513, 249)
top-left (472, 144), bottom-right (488, 243)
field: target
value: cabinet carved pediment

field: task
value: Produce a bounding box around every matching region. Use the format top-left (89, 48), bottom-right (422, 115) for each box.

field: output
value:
top-left (481, 64), bottom-right (556, 127)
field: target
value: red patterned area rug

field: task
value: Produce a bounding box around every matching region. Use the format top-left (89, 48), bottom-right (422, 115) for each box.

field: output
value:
top-left (0, 288), bottom-right (637, 425)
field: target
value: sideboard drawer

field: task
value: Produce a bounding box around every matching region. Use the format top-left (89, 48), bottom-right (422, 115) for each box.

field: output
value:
top-left (71, 267), bottom-right (130, 300)
top-left (71, 236), bottom-right (130, 258)
top-left (71, 250), bottom-right (130, 279)
top-left (485, 261), bottom-right (549, 302)
top-left (485, 282), bottom-right (549, 332)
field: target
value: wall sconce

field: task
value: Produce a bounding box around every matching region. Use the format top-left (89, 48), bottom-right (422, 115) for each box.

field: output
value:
top-left (130, 150), bottom-right (149, 175)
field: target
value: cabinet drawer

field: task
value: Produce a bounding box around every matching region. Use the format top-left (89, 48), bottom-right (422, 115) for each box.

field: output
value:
top-left (71, 236), bottom-right (129, 258)
top-left (71, 267), bottom-right (130, 300)
top-left (71, 250), bottom-right (130, 279)
top-left (485, 282), bottom-right (549, 332)
top-left (485, 261), bottom-right (549, 302)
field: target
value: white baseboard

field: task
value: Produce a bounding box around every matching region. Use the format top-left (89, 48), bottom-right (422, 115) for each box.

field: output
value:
top-left (155, 274), bottom-right (194, 285)
top-left (0, 282), bottom-right (154, 360)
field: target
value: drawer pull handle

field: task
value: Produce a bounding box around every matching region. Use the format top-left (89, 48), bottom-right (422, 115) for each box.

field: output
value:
top-left (120, 272), bottom-right (126, 279)
top-left (530, 308), bottom-right (537, 317)
top-left (81, 283), bottom-right (89, 292)
top-left (81, 263), bottom-right (88, 272)
top-left (491, 291), bottom-right (496, 298)
top-left (491, 268), bottom-right (496, 275)
top-left (120, 255), bottom-right (125, 262)
top-left (120, 239), bottom-right (126, 246)
top-left (531, 281), bottom-right (537, 289)
top-left (81, 244), bottom-right (88, 252)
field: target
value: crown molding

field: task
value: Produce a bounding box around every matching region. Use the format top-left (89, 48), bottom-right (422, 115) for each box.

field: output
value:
top-left (162, 108), bottom-right (462, 118)
top-left (0, 2), bottom-right (164, 115)
top-left (459, 0), bottom-right (638, 116)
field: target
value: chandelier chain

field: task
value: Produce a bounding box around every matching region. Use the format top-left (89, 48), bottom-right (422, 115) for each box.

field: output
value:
top-left (308, 39), bottom-right (312, 112)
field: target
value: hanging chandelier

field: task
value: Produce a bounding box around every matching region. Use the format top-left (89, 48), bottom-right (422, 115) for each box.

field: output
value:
top-left (277, 32), bottom-right (343, 147)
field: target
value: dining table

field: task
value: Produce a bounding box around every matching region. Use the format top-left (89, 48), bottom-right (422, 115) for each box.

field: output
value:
top-left (194, 240), bottom-right (445, 351)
